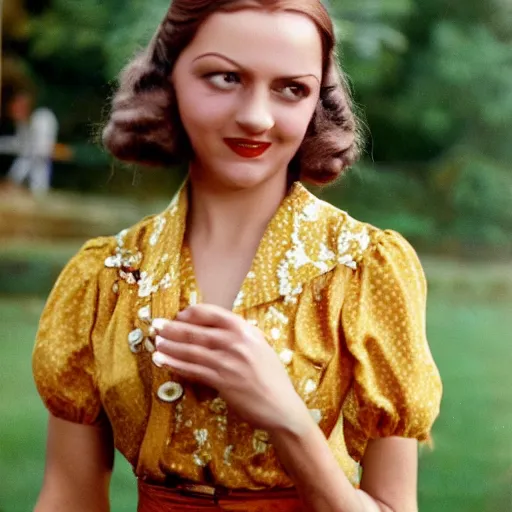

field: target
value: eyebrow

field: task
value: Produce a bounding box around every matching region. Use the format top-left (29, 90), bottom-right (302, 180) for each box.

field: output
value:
top-left (192, 52), bottom-right (321, 83)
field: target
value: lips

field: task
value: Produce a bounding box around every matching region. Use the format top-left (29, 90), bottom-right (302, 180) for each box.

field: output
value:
top-left (224, 138), bottom-right (272, 159)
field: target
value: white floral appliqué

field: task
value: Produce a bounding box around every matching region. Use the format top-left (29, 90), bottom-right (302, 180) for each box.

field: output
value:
top-left (149, 215), bottom-right (166, 247)
top-left (137, 271), bottom-right (159, 298)
top-left (277, 200), bottom-right (327, 304)
top-left (337, 220), bottom-right (370, 270)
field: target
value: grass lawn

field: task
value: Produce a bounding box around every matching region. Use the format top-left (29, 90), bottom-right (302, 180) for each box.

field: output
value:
top-left (0, 283), bottom-right (511, 511)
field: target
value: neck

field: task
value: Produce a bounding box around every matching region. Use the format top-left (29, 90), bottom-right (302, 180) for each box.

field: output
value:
top-left (186, 172), bottom-right (289, 250)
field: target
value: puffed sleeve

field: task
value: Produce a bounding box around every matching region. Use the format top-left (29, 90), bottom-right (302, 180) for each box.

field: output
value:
top-left (32, 237), bottom-right (115, 425)
top-left (341, 229), bottom-right (442, 461)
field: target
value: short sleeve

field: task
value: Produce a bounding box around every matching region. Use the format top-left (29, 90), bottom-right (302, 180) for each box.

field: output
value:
top-left (341, 229), bottom-right (442, 461)
top-left (32, 237), bottom-right (115, 425)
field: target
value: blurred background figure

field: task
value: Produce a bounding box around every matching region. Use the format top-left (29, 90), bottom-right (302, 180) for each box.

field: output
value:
top-left (1, 91), bottom-right (58, 195)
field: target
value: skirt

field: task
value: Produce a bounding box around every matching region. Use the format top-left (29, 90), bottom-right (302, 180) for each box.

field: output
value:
top-left (137, 479), bottom-right (304, 512)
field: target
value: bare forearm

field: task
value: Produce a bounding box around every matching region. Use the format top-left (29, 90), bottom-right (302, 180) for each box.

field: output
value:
top-left (35, 493), bottom-right (110, 512)
top-left (36, 416), bottom-right (114, 512)
top-left (270, 419), bottom-right (386, 512)
top-left (35, 474), bottom-right (111, 512)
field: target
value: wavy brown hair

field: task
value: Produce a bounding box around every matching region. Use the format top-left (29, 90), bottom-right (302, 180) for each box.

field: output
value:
top-left (102, 0), bottom-right (363, 185)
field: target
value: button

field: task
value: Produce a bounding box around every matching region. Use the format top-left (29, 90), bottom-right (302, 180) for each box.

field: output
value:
top-left (144, 338), bottom-right (156, 353)
top-left (128, 329), bottom-right (144, 353)
top-left (157, 381), bottom-right (184, 403)
top-left (129, 328), bottom-right (143, 344)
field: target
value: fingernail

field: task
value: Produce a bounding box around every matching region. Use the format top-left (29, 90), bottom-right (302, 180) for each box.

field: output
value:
top-left (152, 351), bottom-right (166, 368)
top-left (152, 318), bottom-right (167, 331)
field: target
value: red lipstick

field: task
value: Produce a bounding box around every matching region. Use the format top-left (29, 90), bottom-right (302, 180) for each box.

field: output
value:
top-left (224, 138), bottom-right (271, 159)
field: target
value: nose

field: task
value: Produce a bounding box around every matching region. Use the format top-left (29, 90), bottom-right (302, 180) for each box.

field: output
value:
top-left (235, 87), bottom-right (275, 135)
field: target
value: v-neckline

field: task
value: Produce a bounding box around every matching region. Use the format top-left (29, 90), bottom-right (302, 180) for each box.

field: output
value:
top-left (175, 181), bottom-right (331, 313)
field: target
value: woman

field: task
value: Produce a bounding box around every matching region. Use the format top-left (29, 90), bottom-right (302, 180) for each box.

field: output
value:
top-left (33, 1), bottom-right (442, 511)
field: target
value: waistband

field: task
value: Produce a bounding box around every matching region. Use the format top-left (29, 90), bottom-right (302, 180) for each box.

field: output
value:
top-left (137, 478), bottom-right (303, 511)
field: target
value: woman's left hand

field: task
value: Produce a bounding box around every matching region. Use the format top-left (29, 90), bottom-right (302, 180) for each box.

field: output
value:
top-left (151, 304), bottom-right (311, 434)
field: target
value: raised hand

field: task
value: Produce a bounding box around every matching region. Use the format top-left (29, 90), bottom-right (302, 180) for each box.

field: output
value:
top-left (151, 304), bottom-right (312, 434)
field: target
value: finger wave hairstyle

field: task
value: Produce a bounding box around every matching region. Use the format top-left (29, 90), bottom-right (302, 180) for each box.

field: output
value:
top-left (102, 0), bottom-right (363, 185)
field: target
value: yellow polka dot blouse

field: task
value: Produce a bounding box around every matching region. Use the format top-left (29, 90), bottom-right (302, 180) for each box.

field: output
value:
top-left (33, 182), bottom-right (442, 489)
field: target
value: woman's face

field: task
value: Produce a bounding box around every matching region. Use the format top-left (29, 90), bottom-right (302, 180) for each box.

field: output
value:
top-left (172, 9), bottom-right (323, 191)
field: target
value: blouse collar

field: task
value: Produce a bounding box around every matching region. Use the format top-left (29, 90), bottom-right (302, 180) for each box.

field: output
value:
top-left (106, 180), bottom-right (371, 313)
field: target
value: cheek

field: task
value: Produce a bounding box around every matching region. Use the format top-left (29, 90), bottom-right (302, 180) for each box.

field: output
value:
top-left (275, 101), bottom-right (317, 144)
top-left (176, 86), bottom-right (235, 139)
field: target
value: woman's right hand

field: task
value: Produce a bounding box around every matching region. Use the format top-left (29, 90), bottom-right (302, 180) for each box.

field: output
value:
top-left (152, 305), bottom-right (313, 435)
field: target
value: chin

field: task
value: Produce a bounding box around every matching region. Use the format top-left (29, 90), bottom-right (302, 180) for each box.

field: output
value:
top-left (206, 160), bottom-right (285, 191)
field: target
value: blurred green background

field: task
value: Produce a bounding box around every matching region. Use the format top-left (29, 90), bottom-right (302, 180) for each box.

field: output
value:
top-left (1, 0), bottom-right (511, 511)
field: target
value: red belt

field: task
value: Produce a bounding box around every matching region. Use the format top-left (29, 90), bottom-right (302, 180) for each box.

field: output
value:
top-left (137, 478), bottom-right (304, 511)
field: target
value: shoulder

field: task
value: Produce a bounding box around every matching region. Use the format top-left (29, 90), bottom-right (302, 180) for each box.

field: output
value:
top-left (305, 192), bottom-right (418, 274)
top-left (278, 185), bottom-right (424, 303)
top-left (51, 210), bottom-right (166, 291)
